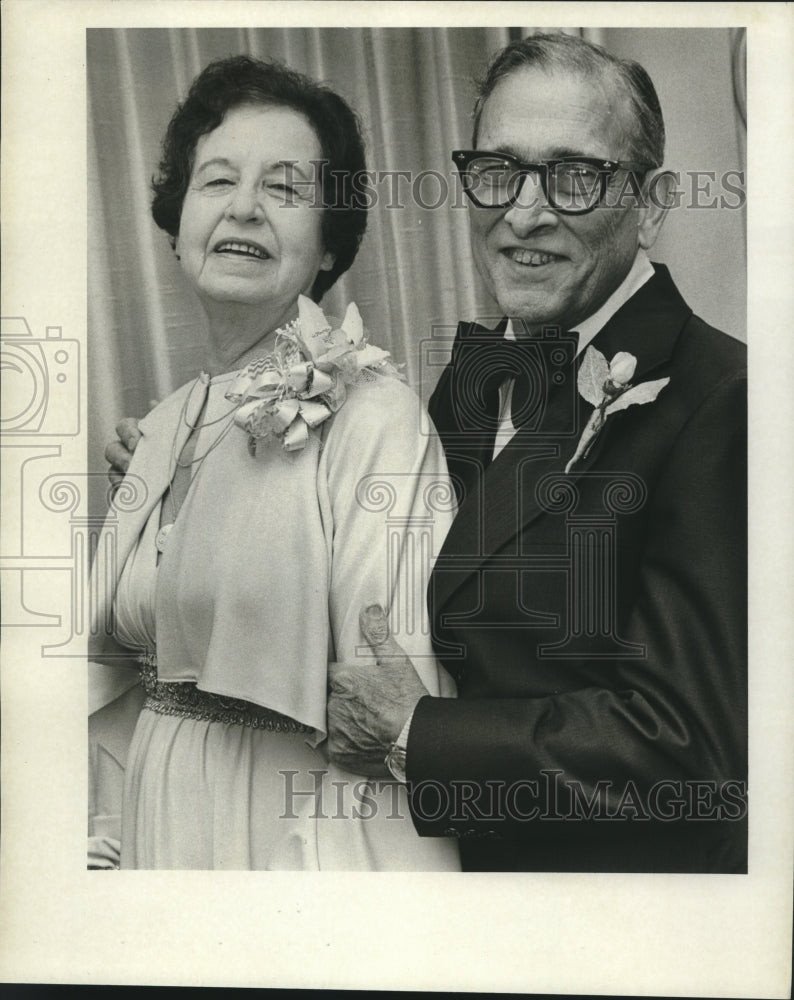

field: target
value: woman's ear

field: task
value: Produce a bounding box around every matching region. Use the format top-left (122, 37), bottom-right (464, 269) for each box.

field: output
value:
top-left (637, 169), bottom-right (677, 251)
top-left (320, 251), bottom-right (336, 272)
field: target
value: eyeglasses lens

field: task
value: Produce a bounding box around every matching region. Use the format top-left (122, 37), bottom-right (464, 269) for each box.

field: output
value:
top-left (462, 157), bottom-right (604, 213)
top-left (464, 158), bottom-right (518, 206)
top-left (549, 163), bottom-right (603, 212)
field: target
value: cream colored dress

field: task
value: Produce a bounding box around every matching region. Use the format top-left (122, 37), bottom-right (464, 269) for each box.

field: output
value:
top-left (98, 365), bottom-right (459, 870)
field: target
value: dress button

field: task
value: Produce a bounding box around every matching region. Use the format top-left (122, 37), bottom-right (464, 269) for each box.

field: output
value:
top-left (155, 523), bottom-right (173, 553)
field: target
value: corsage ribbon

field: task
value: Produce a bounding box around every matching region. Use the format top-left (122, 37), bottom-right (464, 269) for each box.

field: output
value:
top-left (226, 295), bottom-right (401, 455)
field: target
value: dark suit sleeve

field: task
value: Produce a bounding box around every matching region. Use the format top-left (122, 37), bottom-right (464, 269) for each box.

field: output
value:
top-left (408, 371), bottom-right (747, 844)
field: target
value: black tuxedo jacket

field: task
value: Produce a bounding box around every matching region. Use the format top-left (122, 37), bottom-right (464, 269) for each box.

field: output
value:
top-left (409, 264), bottom-right (747, 872)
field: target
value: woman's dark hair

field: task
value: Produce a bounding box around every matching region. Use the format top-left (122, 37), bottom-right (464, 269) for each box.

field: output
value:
top-left (151, 55), bottom-right (368, 300)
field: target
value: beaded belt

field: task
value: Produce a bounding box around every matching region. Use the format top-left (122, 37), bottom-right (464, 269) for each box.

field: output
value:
top-left (137, 652), bottom-right (314, 733)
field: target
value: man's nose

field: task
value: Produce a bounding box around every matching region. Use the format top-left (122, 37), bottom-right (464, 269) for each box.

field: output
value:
top-left (503, 172), bottom-right (556, 234)
top-left (225, 183), bottom-right (266, 223)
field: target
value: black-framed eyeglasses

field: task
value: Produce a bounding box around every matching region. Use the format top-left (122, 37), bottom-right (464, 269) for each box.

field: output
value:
top-left (452, 149), bottom-right (653, 215)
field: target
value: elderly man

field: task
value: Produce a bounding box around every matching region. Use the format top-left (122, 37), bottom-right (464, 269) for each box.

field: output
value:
top-left (325, 33), bottom-right (747, 872)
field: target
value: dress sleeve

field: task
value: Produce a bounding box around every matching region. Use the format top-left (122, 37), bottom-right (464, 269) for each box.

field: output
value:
top-left (318, 375), bottom-right (456, 698)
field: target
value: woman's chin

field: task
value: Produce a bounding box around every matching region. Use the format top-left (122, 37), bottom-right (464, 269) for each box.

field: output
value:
top-left (197, 282), bottom-right (287, 311)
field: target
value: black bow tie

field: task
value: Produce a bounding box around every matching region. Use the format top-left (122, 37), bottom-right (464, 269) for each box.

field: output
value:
top-left (451, 321), bottom-right (579, 433)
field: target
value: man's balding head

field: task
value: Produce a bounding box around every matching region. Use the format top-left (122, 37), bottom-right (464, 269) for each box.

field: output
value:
top-left (473, 33), bottom-right (665, 170)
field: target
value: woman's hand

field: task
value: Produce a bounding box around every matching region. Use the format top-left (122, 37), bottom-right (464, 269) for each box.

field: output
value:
top-left (327, 605), bottom-right (429, 777)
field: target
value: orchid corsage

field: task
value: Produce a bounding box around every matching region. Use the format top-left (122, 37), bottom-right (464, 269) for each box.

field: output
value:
top-left (564, 347), bottom-right (670, 473)
top-left (225, 295), bottom-right (402, 455)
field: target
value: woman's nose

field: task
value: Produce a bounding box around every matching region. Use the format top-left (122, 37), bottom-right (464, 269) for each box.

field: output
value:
top-left (503, 172), bottom-right (556, 235)
top-left (224, 183), bottom-right (265, 223)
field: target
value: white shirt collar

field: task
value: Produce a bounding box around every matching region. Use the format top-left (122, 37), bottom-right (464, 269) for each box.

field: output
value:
top-left (493, 251), bottom-right (655, 460)
top-left (505, 249), bottom-right (655, 353)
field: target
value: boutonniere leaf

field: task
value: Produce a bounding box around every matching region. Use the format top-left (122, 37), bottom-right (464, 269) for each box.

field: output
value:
top-left (564, 346), bottom-right (670, 473)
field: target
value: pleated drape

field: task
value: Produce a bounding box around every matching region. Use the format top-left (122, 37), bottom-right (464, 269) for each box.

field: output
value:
top-left (87, 27), bottom-right (746, 520)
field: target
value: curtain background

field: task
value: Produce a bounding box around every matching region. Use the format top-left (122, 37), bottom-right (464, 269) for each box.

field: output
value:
top-left (87, 27), bottom-right (746, 519)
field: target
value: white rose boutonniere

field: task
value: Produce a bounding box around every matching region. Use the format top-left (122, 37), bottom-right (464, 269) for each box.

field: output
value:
top-left (564, 346), bottom-right (671, 473)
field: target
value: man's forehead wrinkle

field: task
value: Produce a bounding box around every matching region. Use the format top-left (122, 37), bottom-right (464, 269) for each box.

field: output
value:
top-left (479, 64), bottom-right (635, 161)
top-left (480, 110), bottom-right (620, 162)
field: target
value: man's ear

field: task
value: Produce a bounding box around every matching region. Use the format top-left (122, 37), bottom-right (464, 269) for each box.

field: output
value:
top-left (637, 169), bottom-right (677, 251)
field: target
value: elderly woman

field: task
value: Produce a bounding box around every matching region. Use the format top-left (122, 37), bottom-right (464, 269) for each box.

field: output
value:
top-left (89, 55), bottom-right (458, 870)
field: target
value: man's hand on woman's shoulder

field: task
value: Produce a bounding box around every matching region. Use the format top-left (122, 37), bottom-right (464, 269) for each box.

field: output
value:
top-left (105, 417), bottom-right (141, 485)
top-left (105, 399), bottom-right (158, 486)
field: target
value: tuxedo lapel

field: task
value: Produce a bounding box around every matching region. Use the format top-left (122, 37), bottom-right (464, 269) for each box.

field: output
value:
top-left (432, 338), bottom-right (581, 612)
top-left (589, 263), bottom-right (691, 382)
top-left (430, 319), bottom-right (509, 505)
top-left (432, 393), bottom-right (586, 615)
top-left (432, 264), bottom-right (693, 617)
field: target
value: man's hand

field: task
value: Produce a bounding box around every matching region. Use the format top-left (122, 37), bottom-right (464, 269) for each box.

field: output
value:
top-left (105, 402), bottom-right (156, 487)
top-left (327, 604), bottom-right (430, 777)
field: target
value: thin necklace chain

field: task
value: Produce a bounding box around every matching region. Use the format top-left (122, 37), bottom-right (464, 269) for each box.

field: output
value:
top-left (170, 377), bottom-right (235, 472)
top-left (172, 314), bottom-right (302, 462)
top-left (181, 376), bottom-right (237, 431)
top-left (158, 315), bottom-right (303, 545)
top-left (173, 418), bottom-right (236, 469)
top-left (159, 379), bottom-right (234, 547)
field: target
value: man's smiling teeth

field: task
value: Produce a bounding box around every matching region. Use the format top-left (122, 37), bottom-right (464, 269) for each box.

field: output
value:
top-left (505, 249), bottom-right (557, 266)
top-left (215, 240), bottom-right (269, 259)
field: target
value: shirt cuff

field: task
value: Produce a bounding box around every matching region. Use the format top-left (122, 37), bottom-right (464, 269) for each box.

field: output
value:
top-left (395, 708), bottom-right (415, 750)
top-left (384, 706), bottom-right (417, 783)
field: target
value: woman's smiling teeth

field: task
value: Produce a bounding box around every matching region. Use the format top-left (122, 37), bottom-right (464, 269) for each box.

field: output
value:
top-left (215, 240), bottom-right (270, 260)
top-left (504, 248), bottom-right (559, 266)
